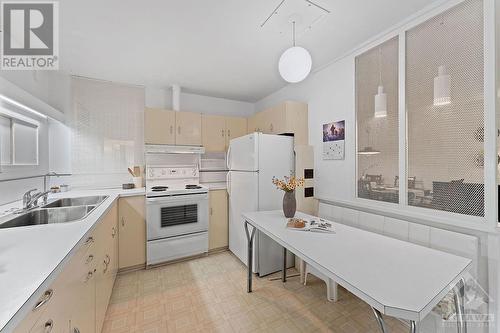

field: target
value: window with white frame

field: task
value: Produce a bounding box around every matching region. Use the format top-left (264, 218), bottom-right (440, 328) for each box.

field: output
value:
top-left (355, 0), bottom-right (485, 218)
top-left (0, 113), bottom-right (39, 166)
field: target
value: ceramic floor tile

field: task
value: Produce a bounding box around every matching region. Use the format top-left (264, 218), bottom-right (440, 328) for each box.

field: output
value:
top-left (104, 251), bottom-right (408, 333)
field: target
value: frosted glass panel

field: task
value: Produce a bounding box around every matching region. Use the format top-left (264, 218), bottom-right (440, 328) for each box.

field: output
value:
top-left (356, 37), bottom-right (399, 203)
top-left (13, 121), bottom-right (38, 165)
top-left (70, 77), bottom-right (145, 188)
top-left (406, 0), bottom-right (484, 217)
top-left (0, 115), bottom-right (11, 165)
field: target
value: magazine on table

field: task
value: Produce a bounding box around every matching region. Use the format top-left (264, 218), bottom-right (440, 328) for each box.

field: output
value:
top-left (286, 218), bottom-right (335, 233)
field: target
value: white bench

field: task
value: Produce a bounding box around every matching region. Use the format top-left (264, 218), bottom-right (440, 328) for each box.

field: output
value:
top-left (300, 202), bottom-right (481, 331)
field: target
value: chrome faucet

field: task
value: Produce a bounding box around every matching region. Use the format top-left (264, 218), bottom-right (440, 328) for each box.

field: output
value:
top-left (22, 189), bottom-right (38, 209)
top-left (19, 189), bottom-right (51, 212)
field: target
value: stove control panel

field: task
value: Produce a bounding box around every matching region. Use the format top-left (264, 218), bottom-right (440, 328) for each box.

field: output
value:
top-left (147, 166), bottom-right (199, 180)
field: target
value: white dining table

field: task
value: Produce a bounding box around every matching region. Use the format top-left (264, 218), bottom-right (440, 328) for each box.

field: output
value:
top-left (242, 210), bottom-right (472, 333)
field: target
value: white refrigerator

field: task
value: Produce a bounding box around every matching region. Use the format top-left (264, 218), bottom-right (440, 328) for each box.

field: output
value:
top-left (227, 132), bottom-right (295, 276)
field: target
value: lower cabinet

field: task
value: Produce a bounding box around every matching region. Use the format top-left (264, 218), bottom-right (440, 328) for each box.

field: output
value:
top-left (118, 196), bottom-right (146, 270)
top-left (95, 203), bottom-right (119, 333)
top-left (208, 190), bottom-right (228, 251)
top-left (13, 202), bottom-right (119, 333)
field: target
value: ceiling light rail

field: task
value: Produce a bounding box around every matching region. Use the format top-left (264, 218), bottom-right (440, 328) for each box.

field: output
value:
top-left (260, 0), bottom-right (330, 28)
top-left (304, 0), bottom-right (331, 14)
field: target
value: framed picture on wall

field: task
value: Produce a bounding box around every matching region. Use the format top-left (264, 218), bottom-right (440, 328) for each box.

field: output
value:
top-left (323, 120), bottom-right (345, 160)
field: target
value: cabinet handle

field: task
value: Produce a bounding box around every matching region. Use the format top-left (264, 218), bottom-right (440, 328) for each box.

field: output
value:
top-left (121, 217), bottom-right (125, 227)
top-left (178, 126), bottom-right (181, 134)
top-left (270, 124), bottom-right (273, 132)
top-left (228, 129), bottom-right (231, 137)
top-left (84, 236), bottom-right (94, 245)
top-left (73, 328), bottom-right (81, 333)
top-left (103, 255), bottom-right (110, 273)
top-left (44, 320), bottom-right (53, 332)
top-left (222, 129), bottom-right (225, 137)
top-left (210, 207), bottom-right (213, 216)
top-left (85, 270), bottom-right (95, 282)
top-left (111, 226), bottom-right (116, 237)
top-left (33, 289), bottom-right (53, 311)
top-left (86, 254), bottom-right (94, 264)
top-left (170, 125), bottom-right (173, 134)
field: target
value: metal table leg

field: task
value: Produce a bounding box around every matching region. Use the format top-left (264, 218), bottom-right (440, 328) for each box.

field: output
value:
top-left (371, 307), bottom-right (387, 333)
top-left (244, 221), bottom-right (256, 293)
top-left (453, 277), bottom-right (467, 333)
top-left (282, 247), bottom-right (287, 282)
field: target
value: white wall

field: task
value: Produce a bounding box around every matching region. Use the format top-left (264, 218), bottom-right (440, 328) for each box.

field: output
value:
top-left (256, 56), bottom-right (356, 202)
top-left (146, 86), bottom-right (254, 117)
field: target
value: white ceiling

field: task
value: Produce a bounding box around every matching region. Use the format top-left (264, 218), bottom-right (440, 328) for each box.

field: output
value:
top-left (59, 0), bottom-right (440, 102)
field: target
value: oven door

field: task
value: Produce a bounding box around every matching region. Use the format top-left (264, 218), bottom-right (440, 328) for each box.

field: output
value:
top-left (146, 192), bottom-right (209, 241)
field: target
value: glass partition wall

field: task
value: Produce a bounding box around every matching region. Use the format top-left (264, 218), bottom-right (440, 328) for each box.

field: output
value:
top-left (356, 0), bottom-right (485, 218)
top-left (356, 37), bottom-right (399, 203)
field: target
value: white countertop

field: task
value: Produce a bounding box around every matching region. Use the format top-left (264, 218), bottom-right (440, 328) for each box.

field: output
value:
top-left (243, 211), bottom-right (472, 322)
top-left (0, 187), bottom-right (145, 332)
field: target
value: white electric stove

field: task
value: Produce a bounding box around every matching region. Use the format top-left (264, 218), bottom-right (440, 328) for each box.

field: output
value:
top-left (145, 165), bottom-right (209, 266)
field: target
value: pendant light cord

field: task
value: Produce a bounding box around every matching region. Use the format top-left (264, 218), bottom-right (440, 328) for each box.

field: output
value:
top-left (378, 47), bottom-right (382, 86)
top-left (292, 21), bottom-right (296, 47)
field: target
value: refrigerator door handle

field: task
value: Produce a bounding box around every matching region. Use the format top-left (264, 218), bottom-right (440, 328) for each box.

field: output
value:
top-left (226, 144), bottom-right (232, 170)
top-left (226, 171), bottom-right (231, 196)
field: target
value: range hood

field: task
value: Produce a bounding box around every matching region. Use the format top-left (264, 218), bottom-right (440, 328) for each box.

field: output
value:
top-left (145, 144), bottom-right (205, 154)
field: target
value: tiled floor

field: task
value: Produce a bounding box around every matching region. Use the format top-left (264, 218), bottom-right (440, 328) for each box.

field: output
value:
top-left (103, 251), bottom-right (408, 333)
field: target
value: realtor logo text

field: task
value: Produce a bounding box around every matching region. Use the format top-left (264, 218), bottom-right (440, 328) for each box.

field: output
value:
top-left (1, 1), bottom-right (59, 70)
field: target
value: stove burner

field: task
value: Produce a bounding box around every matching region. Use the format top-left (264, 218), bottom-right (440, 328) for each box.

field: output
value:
top-left (185, 184), bottom-right (202, 189)
top-left (151, 186), bottom-right (168, 192)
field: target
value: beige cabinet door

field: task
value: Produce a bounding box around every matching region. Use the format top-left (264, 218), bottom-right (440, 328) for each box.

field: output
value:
top-left (202, 114), bottom-right (226, 152)
top-left (118, 196), bottom-right (146, 269)
top-left (144, 108), bottom-right (176, 144)
top-left (225, 117), bottom-right (247, 148)
top-left (208, 190), bottom-right (228, 250)
top-left (247, 114), bottom-right (257, 133)
top-left (175, 111), bottom-right (202, 145)
top-left (269, 103), bottom-right (286, 134)
top-left (249, 111), bottom-right (266, 133)
top-left (95, 203), bottom-right (118, 333)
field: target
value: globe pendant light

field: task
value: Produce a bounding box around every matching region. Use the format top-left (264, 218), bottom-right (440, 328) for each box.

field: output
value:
top-left (433, 65), bottom-right (451, 106)
top-left (374, 47), bottom-right (387, 118)
top-left (278, 21), bottom-right (312, 83)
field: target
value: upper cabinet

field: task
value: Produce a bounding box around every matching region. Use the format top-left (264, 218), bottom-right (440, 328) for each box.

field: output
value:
top-left (225, 117), bottom-right (247, 148)
top-left (202, 115), bottom-right (247, 152)
top-left (202, 115), bottom-right (226, 152)
top-left (144, 108), bottom-right (176, 144)
top-left (175, 111), bottom-right (202, 146)
top-left (248, 101), bottom-right (308, 145)
top-left (144, 109), bottom-right (202, 146)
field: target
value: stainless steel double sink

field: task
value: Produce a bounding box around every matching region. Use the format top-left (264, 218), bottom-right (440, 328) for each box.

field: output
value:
top-left (0, 195), bottom-right (108, 229)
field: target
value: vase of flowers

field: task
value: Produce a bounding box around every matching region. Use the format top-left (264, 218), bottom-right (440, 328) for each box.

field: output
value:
top-left (272, 175), bottom-right (305, 218)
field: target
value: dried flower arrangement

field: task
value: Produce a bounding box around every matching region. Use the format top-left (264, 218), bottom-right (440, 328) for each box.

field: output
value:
top-left (272, 174), bottom-right (305, 192)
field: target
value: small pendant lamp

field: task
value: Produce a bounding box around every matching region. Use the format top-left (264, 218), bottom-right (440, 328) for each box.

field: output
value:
top-left (433, 65), bottom-right (451, 106)
top-left (374, 47), bottom-right (387, 118)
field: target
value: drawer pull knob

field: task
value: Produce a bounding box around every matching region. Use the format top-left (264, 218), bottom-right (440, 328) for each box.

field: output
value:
top-left (44, 319), bottom-right (53, 332)
top-left (85, 270), bottom-right (95, 282)
top-left (86, 255), bottom-right (94, 264)
top-left (111, 226), bottom-right (117, 237)
top-left (85, 237), bottom-right (94, 245)
top-left (33, 289), bottom-right (53, 310)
